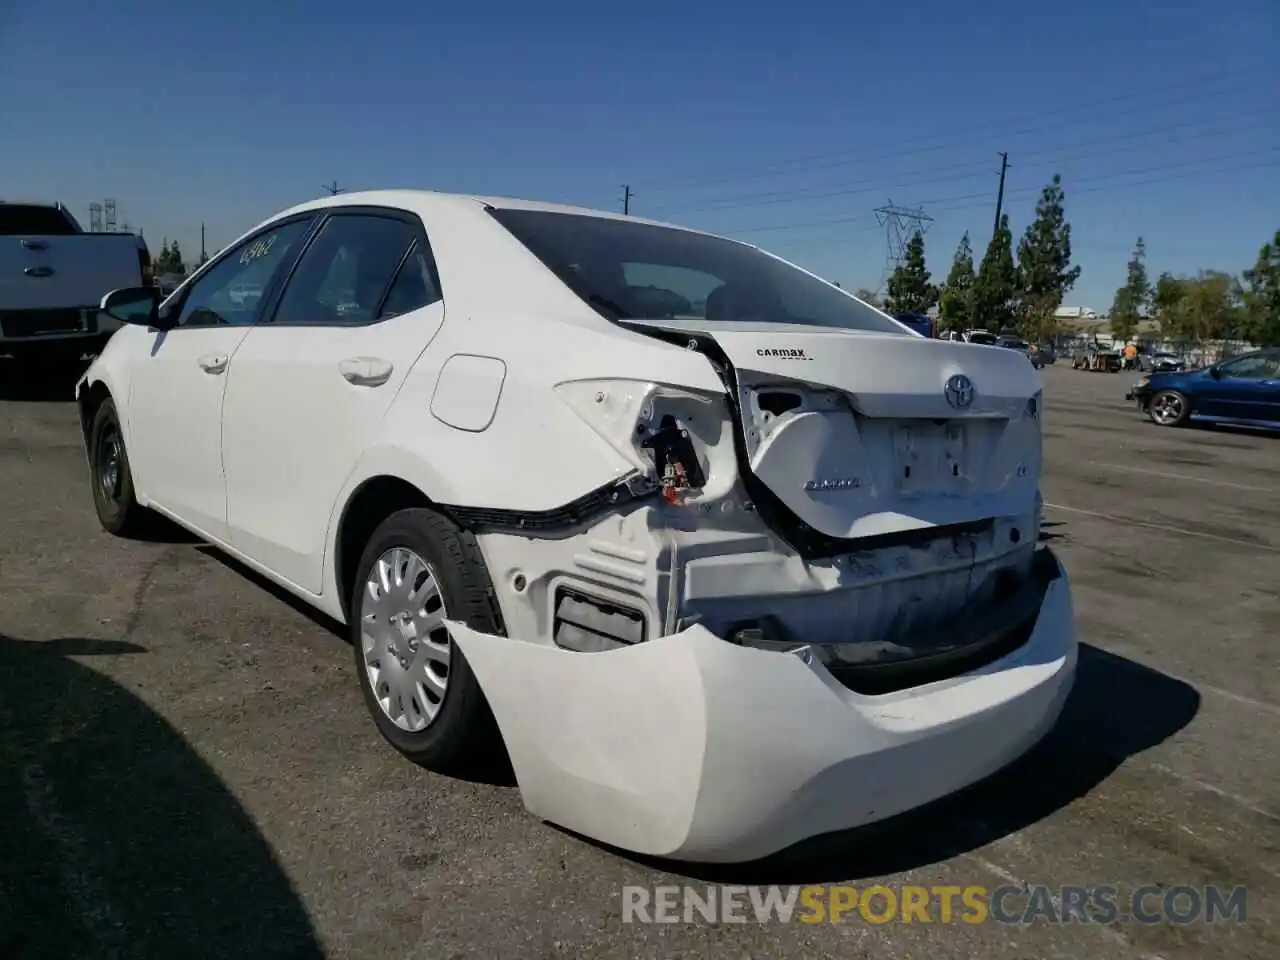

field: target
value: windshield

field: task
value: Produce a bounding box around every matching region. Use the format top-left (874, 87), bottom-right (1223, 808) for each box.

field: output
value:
top-left (488, 208), bottom-right (907, 334)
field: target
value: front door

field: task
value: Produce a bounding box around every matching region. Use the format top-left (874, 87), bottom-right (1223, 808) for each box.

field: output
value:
top-left (1198, 352), bottom-right (1280, 423)
top-left (126, 217), bottom-right (315, 541)
top-left (221, 210), bottom-right (446, 593)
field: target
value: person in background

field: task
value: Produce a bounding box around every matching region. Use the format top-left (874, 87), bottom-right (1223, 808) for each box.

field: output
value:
top-left (1123, 342), bottom-right (1138, 370)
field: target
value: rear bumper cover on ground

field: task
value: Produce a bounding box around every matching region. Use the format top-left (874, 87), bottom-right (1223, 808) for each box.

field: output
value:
top-left (448, 549), bottom-right (1077, 863)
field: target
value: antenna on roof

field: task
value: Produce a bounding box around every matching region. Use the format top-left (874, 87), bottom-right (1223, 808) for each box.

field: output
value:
top-left (321, 181), bottom-right (342, 196)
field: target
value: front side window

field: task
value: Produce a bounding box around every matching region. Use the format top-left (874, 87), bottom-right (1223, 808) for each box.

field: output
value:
top-left (489, 209), bottom-right (906, 334)
top-left (1218, 353), bottom-right (1280, 380)
top-left (175, 218), bottom-right (314, 327)
top-left (272, 214), bottom-right (418, 325)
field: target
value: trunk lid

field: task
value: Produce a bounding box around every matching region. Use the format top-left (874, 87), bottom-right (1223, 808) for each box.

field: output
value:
top-left (625, 319), bottom-right (1043, 542)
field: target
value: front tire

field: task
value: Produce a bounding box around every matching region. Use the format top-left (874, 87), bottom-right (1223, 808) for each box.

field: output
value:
top-left (1148, 389), bottom-right (1191, 427)
top-left (350, 507), bottom-right (504, 771)
top-left (89, 397), bottom-right (152, 537)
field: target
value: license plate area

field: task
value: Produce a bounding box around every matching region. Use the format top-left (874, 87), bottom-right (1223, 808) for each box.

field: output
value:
top-left (892, 421), bottom-right (967, 494)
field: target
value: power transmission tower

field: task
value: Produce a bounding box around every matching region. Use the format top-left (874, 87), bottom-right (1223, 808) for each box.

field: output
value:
top-left (621, 184), bottom-right (633, 215)
top-left (322, 181), bottom-right (342, 196)
top-left (104, 198), bottom-right (117, 231)
top-left (873, 200), bottom-right (933, 292)
top-left (992, 152), bottom-right (1009, 243)
top-left (88, 203), bottom-right (104, 232)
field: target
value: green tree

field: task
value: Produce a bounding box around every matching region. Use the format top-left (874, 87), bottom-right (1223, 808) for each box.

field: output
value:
top-left (937, 232), bottom-right (975, 333)
top-left (884, 232), bottom-right (938, 314)
top-left (1107, 237), bottom-right (1150, 344)
top-left (1151, 271), bottom-right (1187, 336)
top-left (167, 240), bottom-right (186, 276)
top-left (1170, 271), bottom-right (1242, 342)
top-left (1239, 229), bottom-right (1280, 346)
top-left (971, 215), bottom-right (1018, 331)
top-left (1016, 174), bottom-right (1081, 339)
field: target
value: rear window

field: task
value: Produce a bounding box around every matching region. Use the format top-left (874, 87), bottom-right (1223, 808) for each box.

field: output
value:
top-left (0, 204), bottom-right (80, 236)
top-left (488, 208), bottom-right (906, 334)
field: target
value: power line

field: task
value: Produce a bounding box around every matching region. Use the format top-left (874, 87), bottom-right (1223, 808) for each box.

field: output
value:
top-left (717, 151), bottom-right (1279, 236)
top-left (634, 66), bottom-right (1270, 193)
top-left (642, 109), bottom-right (1274, 217)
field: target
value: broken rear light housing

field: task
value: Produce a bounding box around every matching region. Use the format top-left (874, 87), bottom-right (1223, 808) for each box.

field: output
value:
top-left (553, 379), bottom-right (738, 506)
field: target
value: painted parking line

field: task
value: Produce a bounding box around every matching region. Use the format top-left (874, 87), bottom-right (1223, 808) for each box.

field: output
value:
top-left (1087, 461), bottom-right (1272, 494)
top-left (1042, 501), bottom-right (1280, 553)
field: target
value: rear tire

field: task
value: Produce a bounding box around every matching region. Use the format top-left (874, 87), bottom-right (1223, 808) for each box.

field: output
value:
top-left (89, 398), bottom-right (153, 537)
top-left (350, 507), bottom-right (504, 771)
top-left (1148, 389), bottom-right (1191, 427)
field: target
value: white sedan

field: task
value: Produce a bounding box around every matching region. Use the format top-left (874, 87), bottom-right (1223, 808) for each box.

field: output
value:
top-left (79, 190), bottom-right (1076, 863)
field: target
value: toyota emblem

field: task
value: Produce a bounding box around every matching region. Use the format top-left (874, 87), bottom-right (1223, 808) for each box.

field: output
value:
top-left (944, 374), bottom-right (975, 409)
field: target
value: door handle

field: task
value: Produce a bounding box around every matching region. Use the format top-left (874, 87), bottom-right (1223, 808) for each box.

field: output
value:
top-left (339, 357), bottom-right (393, 387)
top-left (24, 266), bottom-right (55, 278)
top-left (198, 353), bottom-right (229, 374)
top-left (21, 239), bottom-right (49, 251)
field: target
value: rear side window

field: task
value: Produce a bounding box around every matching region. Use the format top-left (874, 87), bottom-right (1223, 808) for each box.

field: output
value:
top-left (272, 214), bottom-right (419, 325)
top-left (378, 241), bottom-right (442, 319)
top-left (488, 208), bottom-right (905, 334)
top-left (0, 204), bottom-right (80, 235)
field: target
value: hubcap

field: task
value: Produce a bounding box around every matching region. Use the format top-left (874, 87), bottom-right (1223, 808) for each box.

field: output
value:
top-left (97, 427), bottom-right (123, 503)
top-left (359, 547), bottom-right (451, 732)
top-left (1151, 392), bottom-right (1184, 425)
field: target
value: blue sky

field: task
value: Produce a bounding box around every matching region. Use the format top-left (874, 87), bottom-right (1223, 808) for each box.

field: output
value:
top-left (2, 0), bottom-right (1276, 309)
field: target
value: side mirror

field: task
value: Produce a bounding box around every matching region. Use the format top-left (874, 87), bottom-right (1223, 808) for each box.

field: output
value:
top-left (1208, 366), bottom-right (1222, 380)
top-left (101, 286), bottom-right (169, 330)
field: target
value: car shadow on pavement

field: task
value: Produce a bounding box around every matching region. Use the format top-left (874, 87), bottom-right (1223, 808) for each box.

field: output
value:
top-left (573, 643), bottom-right (1200, 884)
top-left (0, 633), bottom-right (324, 959)
top-left (191, 545), bottom-right (519, 788)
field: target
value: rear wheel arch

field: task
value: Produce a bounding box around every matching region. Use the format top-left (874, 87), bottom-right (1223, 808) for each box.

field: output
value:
top-left (334, 475), bottom-right (435, 622)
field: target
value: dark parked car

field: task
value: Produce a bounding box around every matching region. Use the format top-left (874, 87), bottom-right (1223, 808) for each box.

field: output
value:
top-left (1126, 348), bottom-right (1280, 428)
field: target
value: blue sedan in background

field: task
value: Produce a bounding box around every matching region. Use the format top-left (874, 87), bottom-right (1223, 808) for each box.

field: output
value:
top-left (1126, 348), bottom-right (1280, 429)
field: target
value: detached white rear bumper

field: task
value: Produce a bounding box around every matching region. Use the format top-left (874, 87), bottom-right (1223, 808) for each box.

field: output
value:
top-left (448, 552), bottom-right (1075, 863)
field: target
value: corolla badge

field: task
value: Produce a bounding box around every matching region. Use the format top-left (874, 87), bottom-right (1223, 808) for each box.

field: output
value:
top-left (803, 477), bottom-right (861, 491)
top-left (944, 374), bottom-right (975, 409)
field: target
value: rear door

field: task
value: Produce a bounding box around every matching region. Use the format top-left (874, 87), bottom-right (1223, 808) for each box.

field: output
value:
top-left (220, 208), bottom-right (447, 593)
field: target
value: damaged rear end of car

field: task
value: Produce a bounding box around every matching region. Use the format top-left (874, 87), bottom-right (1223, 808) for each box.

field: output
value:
top-left (446, 205), bottom-right (1075, 863)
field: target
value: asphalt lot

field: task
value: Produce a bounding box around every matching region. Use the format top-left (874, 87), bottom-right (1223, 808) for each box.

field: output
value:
top-left (1, 358), bottom-right (1277, 960)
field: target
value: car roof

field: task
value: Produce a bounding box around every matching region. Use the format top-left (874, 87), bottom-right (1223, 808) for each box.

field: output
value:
top-left (269, 189), bottom-right (740, 243)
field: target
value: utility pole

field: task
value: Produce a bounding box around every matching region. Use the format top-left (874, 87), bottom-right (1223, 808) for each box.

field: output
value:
top-left (322, 181), bottom-right (342, 196)
top-left (992, 152), bottom-right (1009, 243)
top-left (200, 222), bottom-right (206, 262)
top-left (621, 184), bottom-right (632, 215)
